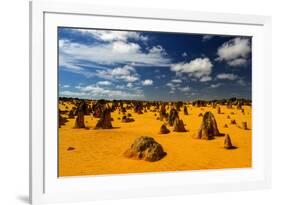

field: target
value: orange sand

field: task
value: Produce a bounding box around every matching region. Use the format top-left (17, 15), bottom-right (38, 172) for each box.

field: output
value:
top-left (59, 103), bottom-right (252, 177)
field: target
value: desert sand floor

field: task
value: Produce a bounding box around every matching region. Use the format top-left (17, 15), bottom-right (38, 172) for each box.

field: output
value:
top-left (59, 104), bottom-right (252, 177)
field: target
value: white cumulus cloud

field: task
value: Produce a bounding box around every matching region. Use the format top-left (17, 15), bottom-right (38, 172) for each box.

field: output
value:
top-left (75, 29), bottom-right (148, 42)
top-left (61, 84), bottom-right (144, 100)
top-left (216, 73), bottom-right (238, 80)
top-left (96, 81), bottom-right (112, 86)
top-left (171, 57), bottom-right (213, 81)
top-left (171, 79), bottom-right (182, 83)
top-left (217, 37), bottom-right (250, 67)
top-left (59, 39), bottom-right (171, 75)
top-left (96, 65), bottom-right (139, 82)
top-left (199, 76), bottom-right (212, 82)
top-left (227, 58), bottom-right (247, 67)
top-left (142, 79), bottom-right (153, 86)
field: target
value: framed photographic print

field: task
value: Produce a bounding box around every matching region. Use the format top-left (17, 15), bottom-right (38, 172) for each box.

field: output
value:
top-left (30, 1), bottom-right (272, 204)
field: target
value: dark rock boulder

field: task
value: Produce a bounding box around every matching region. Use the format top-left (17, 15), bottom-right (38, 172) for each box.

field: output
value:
top-left (183, 106), bottom-right (188, 115)
top-left (68, 108), bottom-right (75, 119)
top-left (196, 112), bottom-right (220, 140)
top-left (168, 108), bottom-right (179, 126)
top-left (122, 115), bottom-right (135, 123)
top-left (173, 118), bottom-right (186, 132)
top-left (73, 101), bottom-right (87, 128)
top-left (159, 124), bottom-right (170, 134)
top-left (95, 108), bottom-right (113, 129)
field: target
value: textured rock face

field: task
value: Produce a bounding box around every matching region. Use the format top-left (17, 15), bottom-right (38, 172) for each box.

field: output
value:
top-left (124, 136), bottom-right (166, 162)
top-left (173, 118), bottom-right (186, 132)
top-left (159, 105), bottom-right (167, 121)
top-left (237, 102), bottom-right (243, 110)
top-left (74, 101), bottom-right (87, 128)
top-left (159, 124), bottom-right (170, 134)
top-left (95, 108), bottom-right (113, 129)
top-left (196, 112), bottom-right (220, 140)
top-left (74, 111), bottom-right (85, 128)
top-left (224, 134), bottom-right (233, 149)
top-left (227, 102), bottom-right (232, 109)
top-left (183, 106), bottom-right (188, 115)
top-left (59, 114), bottom-right (68, 128)
top-left (134, 102), bottom-right (143, 114)
top-left (175, 101), bottom-right (183, 111)
top-left (168, 108), bottom-right (179, 126)
top-left (92, 101), bottom-right (105, 118)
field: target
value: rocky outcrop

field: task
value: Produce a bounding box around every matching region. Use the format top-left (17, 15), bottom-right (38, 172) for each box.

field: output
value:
top-left (224, 134), bottom-right (234, 149)
top-left (159, 124), bottom-right (170, 134)
top-left (173, 118), bottom-right (186, 132)
top-left (184, 106), bottom-right (188, 115)
top-left (95, 108), bottom-right (113, 129)
top-left (196, 112), bottom-right (220, 140)
top-left (168, 108), bottom-right (179, 126)
top-left (124, 136), bottom-right (166, 162)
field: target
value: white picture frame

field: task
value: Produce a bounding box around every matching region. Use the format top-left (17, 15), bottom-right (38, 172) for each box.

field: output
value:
top-left (30, 1), bottom-right (272, 204)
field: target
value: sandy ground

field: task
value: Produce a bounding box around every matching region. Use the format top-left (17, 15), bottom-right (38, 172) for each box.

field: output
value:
top-left (59, 103), bottom-right (252, 177)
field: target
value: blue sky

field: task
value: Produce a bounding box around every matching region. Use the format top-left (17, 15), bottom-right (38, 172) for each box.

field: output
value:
top-left (58, 27), bottom-right (252, 101)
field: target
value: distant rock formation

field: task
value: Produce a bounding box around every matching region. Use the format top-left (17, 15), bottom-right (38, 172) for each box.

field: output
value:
top-left (175, 101), bottom-right (183, 111)
top-left (196, 112), bottom-right (220, 140)
top-left (121, 107), bottom-right (127, 114)
top-left (121, 115), bottom-right (135, 123)
top-left (92, 101), bottom-right (105, 118)
top-left (168, 108), bottom-right (179, 126)
top-left (134, 102), bottom-right (143, 114)
top-left (224, 134), bottom-right (233, 149)
top-left (95, 108), bottom-right (113, 129)
top-left (68, 108), bottom-right (75, 119)
top-left (74, 101), bottom-right (87, 128)
top-left (226, 101), bottom-right (232, 109)
top-left (159, 104), bottom-right (168, 121)
top-left (183, 106), bottom-right (188, 115)
top-left (237, 102), bottom-right (243, 110)
top-left (124, 136), bottom-right (166, 162)
top-left (159, 124), bottom-right (170, 134)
